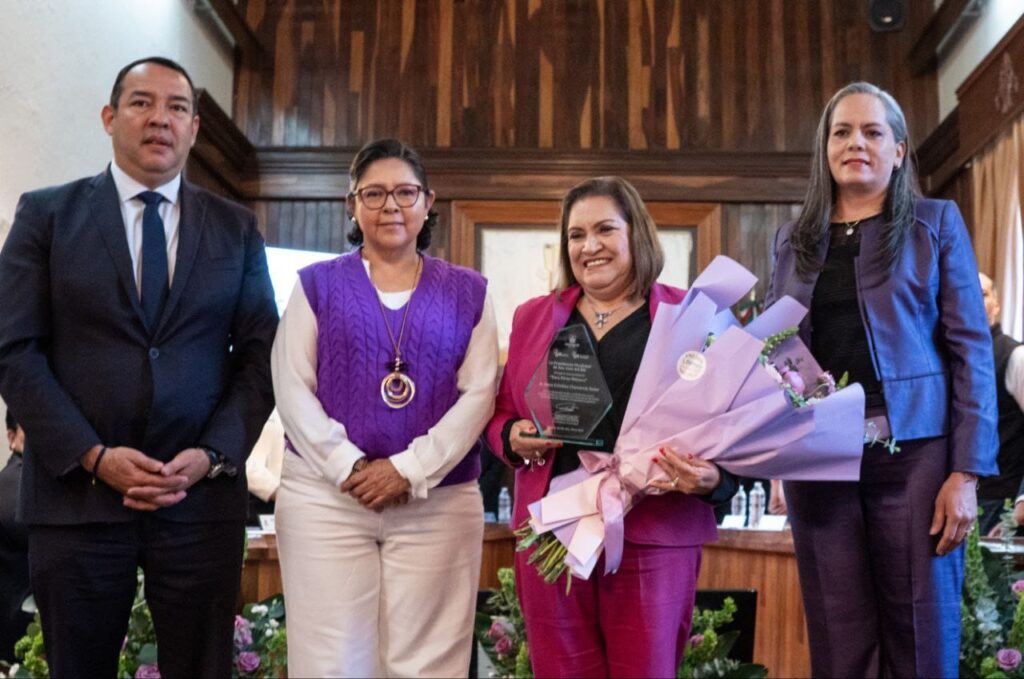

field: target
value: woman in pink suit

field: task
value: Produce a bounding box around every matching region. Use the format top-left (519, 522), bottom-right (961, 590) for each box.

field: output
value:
top-left (485, 176), bottom-right (736, 678)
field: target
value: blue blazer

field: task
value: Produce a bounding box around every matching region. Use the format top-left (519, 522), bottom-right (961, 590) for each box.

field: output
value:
top-left (767, 197), bottom-right (998, 476)
top-left (0, 169), bottom-right (279, 524)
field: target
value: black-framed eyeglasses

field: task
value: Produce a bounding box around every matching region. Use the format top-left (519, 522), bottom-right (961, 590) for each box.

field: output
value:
top-left (350, 184), bottom-right (424, 210)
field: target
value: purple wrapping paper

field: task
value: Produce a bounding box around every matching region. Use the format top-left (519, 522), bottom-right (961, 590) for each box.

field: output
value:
top-left (527, 256), bottom-right (866, 580)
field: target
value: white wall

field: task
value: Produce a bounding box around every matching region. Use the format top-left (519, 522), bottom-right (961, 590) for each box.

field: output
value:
top-left (937, 0), bottom-right (1024, 120)
top-left (0, 0), bottom-right (234, 465)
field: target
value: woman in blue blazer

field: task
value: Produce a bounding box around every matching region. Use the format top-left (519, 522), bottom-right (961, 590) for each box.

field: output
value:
top-left (767, 81), bottom-right (997, 678)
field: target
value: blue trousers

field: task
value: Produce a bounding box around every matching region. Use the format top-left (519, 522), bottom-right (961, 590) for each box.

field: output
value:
top-left (786, 436), bottom-right (963, 678)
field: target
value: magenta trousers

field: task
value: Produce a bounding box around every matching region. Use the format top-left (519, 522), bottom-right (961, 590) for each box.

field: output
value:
top-left (515, 541), bottom-right (702, 678)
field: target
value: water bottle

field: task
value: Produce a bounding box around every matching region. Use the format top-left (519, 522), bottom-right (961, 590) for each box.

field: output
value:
top-left (749, 481), bottom-right (766, 529)
top-left (730, 484), bottom-right (747, 524)
top-left (497, 487), bottom-right (512, 523)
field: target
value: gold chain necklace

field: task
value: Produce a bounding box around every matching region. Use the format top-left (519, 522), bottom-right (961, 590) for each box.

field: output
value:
top-left (372, 256), bottom-right (422, 409)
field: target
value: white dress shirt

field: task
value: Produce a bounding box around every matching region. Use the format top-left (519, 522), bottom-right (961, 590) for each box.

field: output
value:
top-left (271, 258), bottom-right (499, 500)
top-left (246, 409), bottom-right (285, 502)
top-left (109, 160), bottom-right (181, 293)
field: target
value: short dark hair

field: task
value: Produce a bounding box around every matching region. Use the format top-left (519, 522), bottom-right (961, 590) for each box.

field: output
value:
top-left (4, 410), bottom-right (15, 434)
top-left (110, 56), bottom-right (198, 113)
top-left (346, 138), bottom-right (438, 251)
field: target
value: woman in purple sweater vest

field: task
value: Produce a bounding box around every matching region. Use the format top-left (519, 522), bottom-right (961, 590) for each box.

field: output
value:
top-left (271, 139), bottom-right (498, 677)
top-left (767, 83), bottom-right (997, 678)
top-left (485, 177), bottom-right (736, 678)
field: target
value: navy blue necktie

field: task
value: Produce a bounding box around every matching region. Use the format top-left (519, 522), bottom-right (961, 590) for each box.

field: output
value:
top-left (137, 191), bottom-right (168, 330)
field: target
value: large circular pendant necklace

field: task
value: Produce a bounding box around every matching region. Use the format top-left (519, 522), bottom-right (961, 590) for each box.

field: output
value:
top-left (372, 256), bottom-right (422, 409)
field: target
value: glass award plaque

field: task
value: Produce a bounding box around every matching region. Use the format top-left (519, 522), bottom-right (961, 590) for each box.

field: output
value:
top-left (523, 324), bottom-right (613, 447)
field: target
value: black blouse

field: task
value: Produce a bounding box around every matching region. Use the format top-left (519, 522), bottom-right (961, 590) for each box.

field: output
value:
top-left (811, 217), bottom-right (887, 411)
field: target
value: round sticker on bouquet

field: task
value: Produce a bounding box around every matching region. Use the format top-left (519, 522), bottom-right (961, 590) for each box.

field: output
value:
top-left (677, 351), bottom-right (707, 381)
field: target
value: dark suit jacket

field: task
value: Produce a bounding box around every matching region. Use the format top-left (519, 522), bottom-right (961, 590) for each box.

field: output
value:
top-left (766, 197), bottom-right (998, 476)
top-left (0, 169), bottom-right (279, 525)
top-left (0, 452), bottom-right (29, 661)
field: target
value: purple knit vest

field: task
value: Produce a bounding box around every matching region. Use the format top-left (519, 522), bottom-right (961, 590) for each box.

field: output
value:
top-left (298, 251), bottom-right (486, 486)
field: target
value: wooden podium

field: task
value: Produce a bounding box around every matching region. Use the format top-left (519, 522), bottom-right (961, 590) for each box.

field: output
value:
top-left (241, 523), bottom-right (517, 604)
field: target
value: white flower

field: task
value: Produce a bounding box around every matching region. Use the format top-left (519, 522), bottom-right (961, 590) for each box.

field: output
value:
top-left (251, 604), bottom-right (269, 616)
top-left (265, 628), bottom-right (274, 637)
top-left (269, 619), bottom-right (279, 629)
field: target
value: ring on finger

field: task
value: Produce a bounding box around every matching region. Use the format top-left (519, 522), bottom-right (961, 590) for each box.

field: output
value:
top-left (672, 476), bottom-right (680, 488)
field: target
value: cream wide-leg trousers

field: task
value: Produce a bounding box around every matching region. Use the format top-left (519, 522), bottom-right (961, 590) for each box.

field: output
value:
top-left (275, 451), bottom-right (484, 678)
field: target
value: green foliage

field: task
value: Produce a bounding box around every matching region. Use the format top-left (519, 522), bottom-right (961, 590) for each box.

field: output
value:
top-left (5, 576), bottom-right (287, 678)
top-left (958, 521), bottom-right (1024, 678)
top-left (476, 567), bottom-right (532, 678)
top-left (759, 328), bottom-right (798, 362)
top-left (678, 597), bottom-right (767, 679)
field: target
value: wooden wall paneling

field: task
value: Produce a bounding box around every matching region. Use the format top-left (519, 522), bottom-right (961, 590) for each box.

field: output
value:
top-left (721, 203), bottom-right (803, 301)
top-left (232, 0), bottom-right (937, 152)
top-left (245, 147), bottom-right (811, 203)
top-left (955, 14), bottom-right (1024, 170)
top-left (253, 200), bottom-right (350, 252)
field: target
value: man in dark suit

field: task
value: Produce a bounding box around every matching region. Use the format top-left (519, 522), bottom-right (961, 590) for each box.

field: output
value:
top-left (0, 57), bottom-right (278, 677)
top-left (0, 411), bottom-right (29, 663)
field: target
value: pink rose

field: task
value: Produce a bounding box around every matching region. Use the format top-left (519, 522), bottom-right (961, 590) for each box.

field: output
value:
top-left (237, 651), bottom-right (261, 673)
top-left (488, 618), bottom-right (514, 641)
top-left (689, 633), bottom-right (705, 648)
top-left (778, 365), bottom-right (805, 393)
top-left (135, 664), bottom-right (161, 679)
top-left (998, 648), bottom-right (1022, 671)
top-left (1012, 580), bottom-right (1024, 596)
top-left (234, 616), bottom-right (253, 647)
top-left (816, 372), bottom-right (837, 396)
top-left (494, 636), bottom-right (514, 657)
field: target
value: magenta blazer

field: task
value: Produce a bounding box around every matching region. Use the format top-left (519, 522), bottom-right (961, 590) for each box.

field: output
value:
top-left (485, 283), bottom-right (719, 547)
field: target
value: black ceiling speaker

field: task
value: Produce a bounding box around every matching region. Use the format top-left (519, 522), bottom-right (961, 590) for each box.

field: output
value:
top-left (868, 0), bottom-right (906, 32)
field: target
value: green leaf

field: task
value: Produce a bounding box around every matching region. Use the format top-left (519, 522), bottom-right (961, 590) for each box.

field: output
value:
top-left (730, 663), bottom-right (769, 678)
top-left (137, 642), bottom-right (158, 664)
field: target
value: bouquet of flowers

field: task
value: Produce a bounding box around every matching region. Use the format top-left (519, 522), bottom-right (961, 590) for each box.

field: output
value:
top-left (518, 256), bottom-right (869, 587)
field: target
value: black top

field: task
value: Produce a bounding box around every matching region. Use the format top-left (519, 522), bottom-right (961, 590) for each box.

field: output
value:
top-left (811, 218), bottom-right (887, 411)
top-left (503, 302), bottom-right (737, 505)
top-left (980, 325), bottom-right (1024, 500)
top-left (549, 305), bottom-right (652, 476)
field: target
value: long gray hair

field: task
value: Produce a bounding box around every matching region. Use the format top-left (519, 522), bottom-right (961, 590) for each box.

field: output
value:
top-left (789, 82), bottom-right (921, 278)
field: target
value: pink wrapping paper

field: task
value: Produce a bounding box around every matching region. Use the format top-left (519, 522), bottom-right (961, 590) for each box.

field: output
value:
top-left (527, 255), bottom-right (866, 579)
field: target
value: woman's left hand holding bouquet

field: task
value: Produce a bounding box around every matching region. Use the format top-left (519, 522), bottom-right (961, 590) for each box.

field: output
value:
top-left (648, 447), bottom-right (722, 495)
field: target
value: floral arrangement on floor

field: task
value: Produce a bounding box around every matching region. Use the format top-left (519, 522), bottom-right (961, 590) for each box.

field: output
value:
top-left (475, 568), bottom-right (532, 679)
top-left (475, 567), bottom-right (766, 678)
top-left (679, 597), bottom-right (767, 679)
top-left (961, 505), bottom-right (1024, 678)
top-left (1, 572), bottom-right (286, 679)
